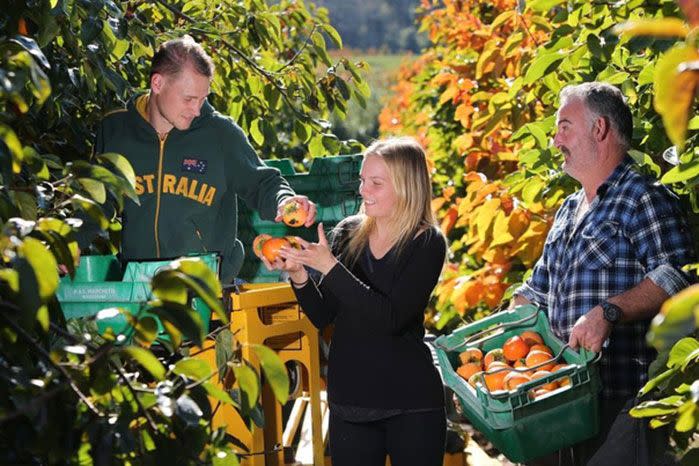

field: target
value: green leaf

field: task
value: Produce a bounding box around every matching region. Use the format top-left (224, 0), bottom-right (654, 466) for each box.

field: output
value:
top-left (215, 328), bottom-right (235, 381)
top-left (134, 316), bottom-right (158, 347)
top-left (308, 134), bottom-right (325, 157)
top-left (70, 195), bottom-right (109, 229)
top-left (232, 364), bottom-right (258, 412)
top-left (36, 305), bottom-right (49, 332)
top-left (0, 124), bottom-right (24, 174)
top-left (173, 358), bottom-right (212, 381)
top-left (11, 36), bottom-right (50, 69)
top-left (524, 52), bottom-right (564, 85)
top-left (149, 303), bottom-right (205, 347)
top-left (675, 400), bottom-right (697, 432)
top-left (97, 152), bottom-right (136, 188)
top-left (251, 344), bottom-right (289, 405)
top-left (491, 10), bottom-right (515, 29)
top-left (249, 119), bottom-right (264, 146)
top-left (321, 24), bottom-right (343, 48)
top-left (122, 346), bottom-right (166, 380)
top-left (667, 337), bottom-right (699, 368)
top-left (0, 269), bottom-right (19, 293)
top-left (151, 270), bottom-right (188, 305)
top-left (661, 158), bottom-right (699, 184)
top-left (527, 0), bottom-right (566, 13)
top-left (648, 285), bottom-right (699, 351)
top-left (30, 229), bottom-right (75, 278)
top-left (638, 366), bottom-right (679, 396)
top-left (202, 382), bottom-right (238, 407)
top-left (630, 399), bottom-right (683, 417)
top-left (294, 120), bottom-right (310, 143)
top-left (152, 257), bottom-right (225, 322)
top-left (18, 237), bottom-right (58, 299)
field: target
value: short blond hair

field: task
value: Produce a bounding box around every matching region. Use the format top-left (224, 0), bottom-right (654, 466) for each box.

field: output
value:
top-left (151, 35), bottom-right (214, 79)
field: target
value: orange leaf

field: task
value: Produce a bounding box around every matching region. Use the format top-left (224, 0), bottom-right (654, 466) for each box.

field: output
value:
top-left (453, 133), bottom-right (474, 152)
top-left (474, 198), bottom-right (501, 242)
top-left (507, 209), bottom-right (530, 239)
top-left (490, 210), bottom-right (514, 247)
top-left (654, 45), bottom-right (699, 150)
top-left (615, 19), bottom-right (689, 39)
top-left (455, 102), bottom-right (474, 128)
top-left (440, 207), bottom-right (458, 236)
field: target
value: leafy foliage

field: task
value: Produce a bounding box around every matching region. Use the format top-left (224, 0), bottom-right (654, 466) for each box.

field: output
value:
top-left (1, 0), bottom-right (363, 463)
top-left (631, 285), bottom-right (699, 464)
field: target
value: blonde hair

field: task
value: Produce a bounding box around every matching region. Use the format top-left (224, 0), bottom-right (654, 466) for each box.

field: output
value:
top-left (344, 137), bottom-right (438, 265)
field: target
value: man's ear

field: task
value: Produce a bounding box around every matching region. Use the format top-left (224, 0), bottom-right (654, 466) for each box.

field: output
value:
top-left (151, 73), bottom-right (164, 94)
top-left (594, 116), bottom-right (610, 142)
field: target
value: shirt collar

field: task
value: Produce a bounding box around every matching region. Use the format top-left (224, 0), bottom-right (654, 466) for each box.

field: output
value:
top-left (596, 154), bottom-right (634, 198)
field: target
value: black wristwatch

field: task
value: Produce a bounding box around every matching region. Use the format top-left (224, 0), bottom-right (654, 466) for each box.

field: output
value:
top-left (600, 300), bottom-right (623, 325)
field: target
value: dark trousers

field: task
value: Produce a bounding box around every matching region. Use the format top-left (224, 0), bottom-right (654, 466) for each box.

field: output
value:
top-left (329, 409), bottom-right (446, 466)
top-left (528, 397), bottom-right (674, 466)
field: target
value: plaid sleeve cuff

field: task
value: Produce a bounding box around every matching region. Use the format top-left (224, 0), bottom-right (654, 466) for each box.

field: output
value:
top-left (514, 282), bottom-right (549, 306)
top-left (646, 264), bottom-right (691, 296)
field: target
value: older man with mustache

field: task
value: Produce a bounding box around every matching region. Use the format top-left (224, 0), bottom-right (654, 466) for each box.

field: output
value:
top-left (511, 82), bottom-right (694, 465)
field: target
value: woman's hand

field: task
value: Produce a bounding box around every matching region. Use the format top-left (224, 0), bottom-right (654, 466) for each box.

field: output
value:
top-left (279, 223), bottom-right (338, 275)
top-left (261, 247), bottom-right (309, 285)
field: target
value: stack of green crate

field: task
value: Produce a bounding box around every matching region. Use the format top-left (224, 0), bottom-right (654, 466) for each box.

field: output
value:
top-left (238, 155), bottom-right (363, 283)
top-left (56, 254), bottom-right (218, 341)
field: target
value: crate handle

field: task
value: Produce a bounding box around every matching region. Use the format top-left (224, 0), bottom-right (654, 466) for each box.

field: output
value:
top-left (435, 309), bottom-right (540, 353)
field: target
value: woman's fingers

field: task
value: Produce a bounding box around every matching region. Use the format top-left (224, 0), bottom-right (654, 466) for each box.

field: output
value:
top-left (317, 223), bottom-right (329, 247)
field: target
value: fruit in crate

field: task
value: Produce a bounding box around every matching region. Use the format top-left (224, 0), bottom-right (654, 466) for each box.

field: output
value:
top-left (454, 328), bottom-right (577, 395)
top-left (458, 347), bottom-right (483, 365)
top-left (484, 348), bottom-right (506, 368)
top-left (281, 200), bottom-right (309, 227)
top-left (457, 362), bottom-right (482, 381)
top-left (503, 335), bottom-right (529, 362)
top-left (525, 350), bottom-right (555, 372)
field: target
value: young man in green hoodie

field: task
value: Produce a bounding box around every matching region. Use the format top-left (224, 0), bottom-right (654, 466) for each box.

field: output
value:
top-left (94, 35), bottom-right (316, 283)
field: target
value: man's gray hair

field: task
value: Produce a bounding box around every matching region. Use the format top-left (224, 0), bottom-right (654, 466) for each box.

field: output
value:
top-left (559, 82), bottom-right (633, 151)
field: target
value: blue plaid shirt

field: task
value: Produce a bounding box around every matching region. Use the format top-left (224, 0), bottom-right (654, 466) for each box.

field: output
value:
top-left (516, 156), bottom-right (694, 399)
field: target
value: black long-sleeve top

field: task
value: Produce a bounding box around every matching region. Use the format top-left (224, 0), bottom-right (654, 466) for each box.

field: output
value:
top-left (292, 216), bottom-right (447, 409)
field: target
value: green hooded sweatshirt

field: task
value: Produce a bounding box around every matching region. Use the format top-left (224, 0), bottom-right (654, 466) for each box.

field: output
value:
top-left (95, 94), bottom-right (294, 283)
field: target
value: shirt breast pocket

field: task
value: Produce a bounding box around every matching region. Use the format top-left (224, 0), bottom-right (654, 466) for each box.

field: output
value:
top-left (579, 221), bottom-right (619, 270)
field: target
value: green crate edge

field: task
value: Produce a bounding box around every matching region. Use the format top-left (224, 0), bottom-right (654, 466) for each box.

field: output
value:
top-left (57, 255), bottom-right (217, 342)
top-left (434, 305), bottom-right (602, 463)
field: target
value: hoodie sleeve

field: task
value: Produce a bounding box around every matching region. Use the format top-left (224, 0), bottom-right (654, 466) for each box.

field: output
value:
top-left (223, 120), bottom-right (295, 220)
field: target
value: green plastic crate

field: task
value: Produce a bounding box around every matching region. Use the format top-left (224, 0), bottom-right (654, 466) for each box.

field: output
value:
top-left (57, 254), bottom-right (218, 342)
top-left (434, 305), bottom-right (601, 463)
top-left (238, 155), bottom-right (363, 282)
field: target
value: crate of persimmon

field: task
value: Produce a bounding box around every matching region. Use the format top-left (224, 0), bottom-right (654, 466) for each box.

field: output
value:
top-left (434, 304), bottom-right (601, 463)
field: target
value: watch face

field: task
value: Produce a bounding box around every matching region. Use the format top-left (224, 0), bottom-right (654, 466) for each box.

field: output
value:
top-left (602, 302), bottom-right (621, 323)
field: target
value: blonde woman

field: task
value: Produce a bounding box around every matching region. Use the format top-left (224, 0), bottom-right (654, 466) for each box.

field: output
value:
top-left (275, 137), bottom-right (447, 466)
